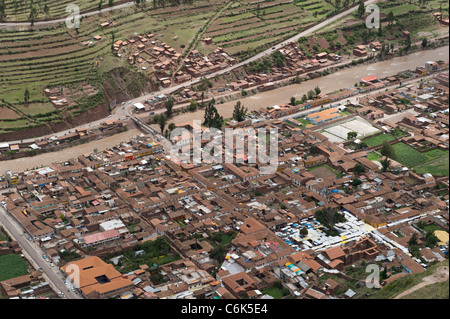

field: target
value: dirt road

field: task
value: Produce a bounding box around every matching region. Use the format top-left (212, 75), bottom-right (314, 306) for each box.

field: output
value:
top-left (394, 266), bottom-right (449, 299)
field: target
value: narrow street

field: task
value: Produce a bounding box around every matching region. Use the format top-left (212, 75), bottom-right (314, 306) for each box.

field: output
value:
top-left (0, 205), bottom-right (80, 299)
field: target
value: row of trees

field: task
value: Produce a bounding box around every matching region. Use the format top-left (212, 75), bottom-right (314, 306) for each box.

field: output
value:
top-left (290, 86), bottom-right (322, 106)
top-left (152, 97), bottom-right (249, 135)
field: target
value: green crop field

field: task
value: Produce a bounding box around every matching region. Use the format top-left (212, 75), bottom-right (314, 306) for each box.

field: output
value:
top-left (363, 133), bottom-right (396, 148)
top-left (413, 153), bottom-right (449, 176)
top-left (0, 254), bottom-right (29, 281)
top-left (391, 143), bottom-right (449, 175)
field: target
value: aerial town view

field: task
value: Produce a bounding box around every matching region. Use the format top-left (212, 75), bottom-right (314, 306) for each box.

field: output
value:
top-left (0, 0), bottom-right (448, 310)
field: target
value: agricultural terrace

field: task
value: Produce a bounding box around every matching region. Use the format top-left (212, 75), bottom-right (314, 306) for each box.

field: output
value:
top-left (0, 0), bottom-right (130, 21)
top-left (306, 0), bottom-right (449, 58)
top-left (203, 0), bottom-right (356, 60)
top-left (0, 1), bottom-right (227, 135)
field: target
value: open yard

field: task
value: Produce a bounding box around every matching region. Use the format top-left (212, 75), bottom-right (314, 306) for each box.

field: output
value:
top-left (308, 164), bottom-right (342, 178)
top-left (103, 236), bottom-right (180, 274)
top-left (0, 254), bottom-right (29, 281)
top-left (363, 133), bottom-right (396, 148)
top-left (320, 116), bottom-right (380, 143)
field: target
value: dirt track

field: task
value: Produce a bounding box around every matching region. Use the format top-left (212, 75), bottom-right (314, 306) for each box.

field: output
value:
top-left (394, 266), bottom-right (449, 299)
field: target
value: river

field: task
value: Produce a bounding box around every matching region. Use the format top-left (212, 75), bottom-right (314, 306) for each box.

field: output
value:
top-left (0, 129), bottom-right (141, 174)
top-left (162, 46), bottom-right (449, 124)
top-left (1, 46), bottom-right (448, 174)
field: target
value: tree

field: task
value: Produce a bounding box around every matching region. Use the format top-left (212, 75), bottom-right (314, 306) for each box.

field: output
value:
top-left (209, 244), bottom-right (227, 263)
top-left (357, 0), bottom-right (365, 18)
top-left (110, 31), bottom-right (116, 52)
top-left (351, 178), bottom-right (362, 187)
top-left (408, 233), bottom-right (418, 246)
top-left (387, 11), bottom-right (395, 26)
top-left (203, 98), bottom-right (223, 129)
top-left (356, 141), bottom-right (368, 150)
top-left (29, 5), bottom-right (37, 26)
top-left (307, 90), bottom-right (316, 100)
top-left (425, 232), bottom-right (438, 248)
top-left (168, 123), bottom-right (176, 131)
top-left (353, 163), bottom-right (365, 175)
top-left (232, 101), bottom-right (248, 122)
top-left (290, 96), bottom-right (296, 106)
top-left (315, 207), bottom-right (346, 232)
top-left (422, 38), bottom-right (428, 48)
top-left (165, 97), bottom-right (174, 118)
top-left (24, 88), bottom-right (30, 103)
top-left (188, 99), bottom-right (198, 111)
top-left (300, 227), bottom-right (308, 236)
top-left (0, 1), bottom-right (5, 21)
top-left (156, 114), bottom-right (167, 133)
top-left (380, 157), bottom-right (391, 172)
top-left (314, 86), bottom-right (321, 96)
top-left (380, 140), bottom-right (396, 159)
top-left (405, 34), bottom-right (411, 52)
top-left (347, 131), bottom-right (358, 140)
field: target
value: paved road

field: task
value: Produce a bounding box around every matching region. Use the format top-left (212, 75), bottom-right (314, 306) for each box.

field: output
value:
top-left (0, 204), bottom-right (80, 299)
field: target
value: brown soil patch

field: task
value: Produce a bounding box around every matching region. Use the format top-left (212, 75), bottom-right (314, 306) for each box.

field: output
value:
top-left (0, 106), bottom-right (21, 120)
top-left (309, 166), bottom-right (337, 179)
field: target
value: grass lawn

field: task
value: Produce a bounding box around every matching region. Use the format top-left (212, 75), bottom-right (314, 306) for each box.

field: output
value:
top-left (422, 224), bottom-right (448, 234)
top-left (0, 227), bottom-right (10, 242)
top-left (295, 117), bottom-right (313, 127)
top-left (0, 254), bottom-right (29, 281)
top-left (401, 279), bottom-right (449, 299)
top-left (370, 259), bottom-right (449, 299)
top-left (367, 152), bottom-right (382, 161)
top-left (262, 285), bottom-right (290, 299)
top-left (363, 133), bottom-right (396, 148)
